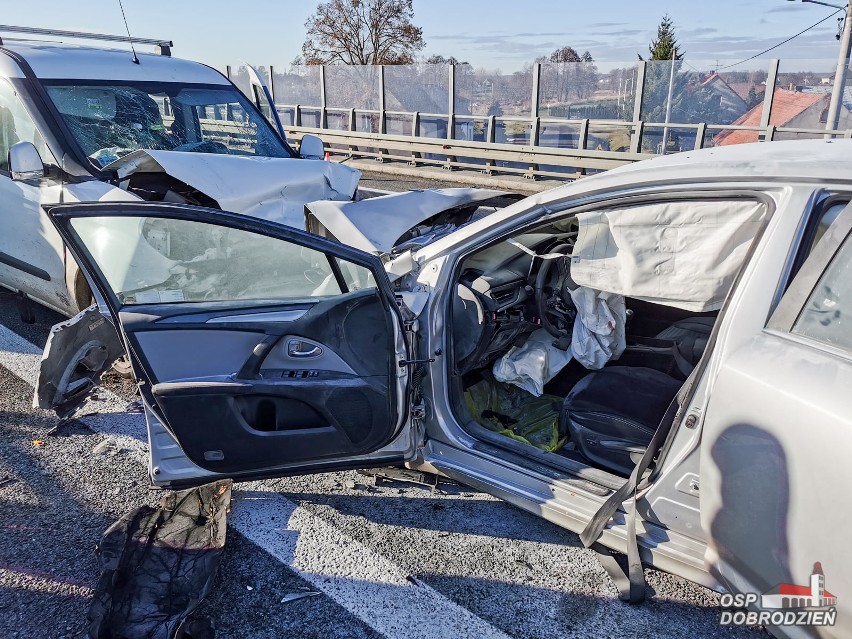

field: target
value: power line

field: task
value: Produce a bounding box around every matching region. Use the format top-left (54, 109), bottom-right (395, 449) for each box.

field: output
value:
top-left (718, 8), bottom-right (842, 70)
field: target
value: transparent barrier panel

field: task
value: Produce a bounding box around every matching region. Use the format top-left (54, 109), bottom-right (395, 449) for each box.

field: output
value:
top-left (355, 111), bottom-right (380, 134)
top-left (385, 113), bottom-right (413, 136)
top-left (456, 68), bottom-right (532, 117)
top-left (385, 64), bottom-right (451, 114)
top-left (775, 58), bottom-right (844, 137)
top-left (273, 65), bottom-right (321, 107)
top-left (498, 120), bottom-right (532, 145)
top-left (326, 110), bottom-right (350, 131)
top-left (326, 66), bottom-right (381, 110)
top-left (539, 121), bottom-right (580, 149)
top-left (419, 115), bottom-right (449, 139)
top-left (277, 107), bottom-right (295, 127)
top-left (539, 62), bottom-right (638, 121)
top-left (638, 60), bottom-right (775, 152)
top-left (587, 123), bottom-right (632, 152)
top-left (454, 117), bottom-right (486, 142)
top-left (711, 61), bottom-right (784, 148)
top-left (298, 108), bottom-right (322, 129)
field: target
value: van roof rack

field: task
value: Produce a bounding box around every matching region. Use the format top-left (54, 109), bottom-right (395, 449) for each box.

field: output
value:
top-left (0, 25), bottom-right (172, 56)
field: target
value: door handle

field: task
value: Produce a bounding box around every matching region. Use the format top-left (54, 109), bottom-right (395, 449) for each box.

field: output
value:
top-left (288, 340), bottom-right (322, 358)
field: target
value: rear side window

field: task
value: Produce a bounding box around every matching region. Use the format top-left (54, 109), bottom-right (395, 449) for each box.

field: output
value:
top-left (792, 233), bottom-right (852, 352)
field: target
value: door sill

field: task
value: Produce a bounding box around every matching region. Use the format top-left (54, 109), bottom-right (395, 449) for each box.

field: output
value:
top-left (462, 418), bottom-right (627, 491)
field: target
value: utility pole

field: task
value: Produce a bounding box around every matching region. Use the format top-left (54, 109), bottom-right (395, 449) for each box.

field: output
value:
top-left (793, 0), bottom-right (852, 132)
top-left (826, 3), bottom-right (852, 133)
top-left (661, 48), bottom-right (677, 154)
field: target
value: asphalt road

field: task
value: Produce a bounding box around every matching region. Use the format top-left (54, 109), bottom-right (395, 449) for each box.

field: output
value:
top-left (0, 176), bottom-right (769, 638)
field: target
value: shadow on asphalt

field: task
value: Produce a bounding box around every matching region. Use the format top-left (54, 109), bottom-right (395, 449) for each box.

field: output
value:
top-left (272, 489), bottom-right (582, 546)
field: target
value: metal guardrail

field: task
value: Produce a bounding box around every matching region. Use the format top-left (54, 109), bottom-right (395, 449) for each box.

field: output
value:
top-left (280, 113), bottom-right (852, 180)
top-left (198, 112), bottom-right (852, 181)
top-left (284, 124), bottom-right (649, 180)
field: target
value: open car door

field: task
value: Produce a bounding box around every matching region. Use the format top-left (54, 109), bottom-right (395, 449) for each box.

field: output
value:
top-left (44, 202), bottom-right (416, 487)
top-left (246, 65), bottom-right (286, 140)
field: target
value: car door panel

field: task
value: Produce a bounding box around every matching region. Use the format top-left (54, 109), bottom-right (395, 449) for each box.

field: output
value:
top-left (0, 78), bottom-right (68, 312)
top-left (44, 202), bottom-right (413, 484)
top-left (123, 291), bottom-right (396, 474)
top-left (701, 202), bottom-right (852, 638)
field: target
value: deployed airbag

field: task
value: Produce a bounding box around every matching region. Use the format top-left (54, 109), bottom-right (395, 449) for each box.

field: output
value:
top-left (492, 328), bottom-right (572, 396)
top-left (570, 200), bottom-right (765, 312)
top-left (569, 287), bottom-right (626, 369)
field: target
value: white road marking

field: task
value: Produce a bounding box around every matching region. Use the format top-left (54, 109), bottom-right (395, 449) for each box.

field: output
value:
top-left (0, 567), bottom-right (94, 599)
top-left (0, 324), bottom-right (514, 639)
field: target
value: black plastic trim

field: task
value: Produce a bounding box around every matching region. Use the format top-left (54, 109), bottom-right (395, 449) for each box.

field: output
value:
top-left (0, 250), bottom-right (51, 281)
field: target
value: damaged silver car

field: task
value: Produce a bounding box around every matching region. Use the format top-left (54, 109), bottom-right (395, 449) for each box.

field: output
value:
top-left (37, 139), bottom-right (852, 639)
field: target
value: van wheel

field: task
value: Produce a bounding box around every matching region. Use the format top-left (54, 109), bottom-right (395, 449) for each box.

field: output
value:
top-left (17, 292), bottom-right (35, 324)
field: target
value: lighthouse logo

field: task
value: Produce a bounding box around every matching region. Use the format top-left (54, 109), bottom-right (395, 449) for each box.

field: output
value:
top-left (719, 562), bottom-right (837, 627)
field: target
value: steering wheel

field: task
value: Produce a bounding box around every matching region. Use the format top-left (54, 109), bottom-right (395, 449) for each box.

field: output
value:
top-left (174, 140), bottom-right (230, 154)
top-left (534, 243), bottom-right (577, 339)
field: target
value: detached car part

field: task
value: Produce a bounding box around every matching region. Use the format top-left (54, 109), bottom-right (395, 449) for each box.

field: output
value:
top-left (88, 479), bottom-right (232, 639)
top-left (34, 305), bottom-right (124, 419)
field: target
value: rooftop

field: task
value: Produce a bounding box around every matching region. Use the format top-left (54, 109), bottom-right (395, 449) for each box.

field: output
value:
top-left (714, 89), bottom-right (826, 146)
top-left (0, 40), bottom-right (227, 84)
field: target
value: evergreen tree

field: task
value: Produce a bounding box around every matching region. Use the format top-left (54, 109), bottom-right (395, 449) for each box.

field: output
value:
top-left (638, 15), bottom-right (733, 151)
top-left (645, 14), bottom-right (682, 61)
top-left (746, 86), bottom-right (765, 110)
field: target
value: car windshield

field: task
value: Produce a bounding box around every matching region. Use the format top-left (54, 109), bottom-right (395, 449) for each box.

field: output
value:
top-left (41, 80), bottom-right (293, 167)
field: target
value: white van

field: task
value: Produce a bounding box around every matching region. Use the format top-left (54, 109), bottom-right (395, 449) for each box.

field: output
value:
top-left (0, 27), bottom-right (358, 319)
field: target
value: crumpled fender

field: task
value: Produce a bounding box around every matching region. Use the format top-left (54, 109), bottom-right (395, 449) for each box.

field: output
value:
top-left (34, 305), bottom-right (124, 419)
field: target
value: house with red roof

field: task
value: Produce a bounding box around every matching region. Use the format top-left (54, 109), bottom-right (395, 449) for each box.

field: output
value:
top-left (713, 88), bottom-right (852, 146)
top-left (761, 563), bottom-right (837, 609)
top-left (697, 73), bottom-right (749, 121)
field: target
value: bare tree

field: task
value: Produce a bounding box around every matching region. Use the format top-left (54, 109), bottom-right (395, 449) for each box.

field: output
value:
top-left (302, 0), bottom-right (425, 65)
top-left (538, 46), bottom-right (598, 104)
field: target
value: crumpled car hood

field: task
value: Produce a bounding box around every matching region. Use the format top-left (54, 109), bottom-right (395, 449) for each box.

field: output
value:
top-left (305, 188), bottom-right (512, 254)
top-left (103, 150), bottom-right (361, 228)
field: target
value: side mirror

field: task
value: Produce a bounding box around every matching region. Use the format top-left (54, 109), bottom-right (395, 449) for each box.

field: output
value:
top-left (299, 134), bottom-right (325, 160)
top-left (9, 141), bottom-right (45, 181)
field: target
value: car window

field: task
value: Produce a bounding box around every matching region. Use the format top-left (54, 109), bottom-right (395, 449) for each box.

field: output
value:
top-left (809, 200), bottom-right (846, 252)
top-left (792, 232), bottom-right (852, 353)
top-left (0, 79), bottom-right (54, 172)
top-left (66, 215), bottom-right (362, 307)
top-left (334, 257), bottom-right (376, 291)
top-left (41, 80), bottom-right (293, 167)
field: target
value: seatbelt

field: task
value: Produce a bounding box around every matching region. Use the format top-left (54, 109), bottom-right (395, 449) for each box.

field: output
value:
top-left (579, 371), bottom-right (696, 603)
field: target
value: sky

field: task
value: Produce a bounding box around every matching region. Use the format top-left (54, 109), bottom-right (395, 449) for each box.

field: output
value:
top-left (0, 0), bottom-right (848, 73)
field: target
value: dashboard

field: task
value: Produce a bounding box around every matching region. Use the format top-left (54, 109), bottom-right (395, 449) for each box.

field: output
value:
top-left (450, 230), bottom-right (578, 376)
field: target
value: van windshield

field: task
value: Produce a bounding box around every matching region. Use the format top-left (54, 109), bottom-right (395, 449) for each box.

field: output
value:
top-left (41, 80), bottom-right (294, 167)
